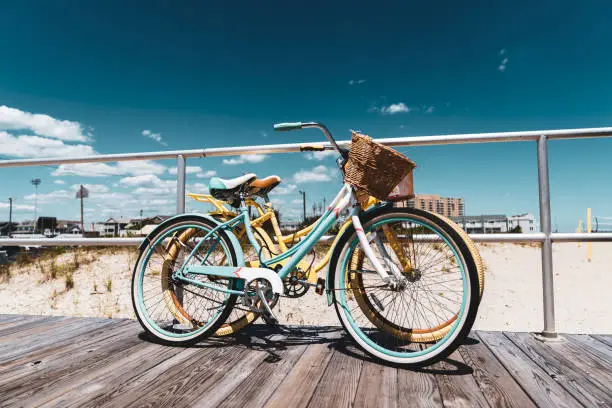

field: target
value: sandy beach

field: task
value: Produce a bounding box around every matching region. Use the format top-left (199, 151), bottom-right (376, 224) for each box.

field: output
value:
top-left (1, 243), bottom-right (610, 334)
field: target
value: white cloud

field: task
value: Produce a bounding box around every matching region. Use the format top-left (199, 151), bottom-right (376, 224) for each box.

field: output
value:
top-left (142, 130), bottom-right (167, 146)
top-left (380, 103), bottom-right (411, 115)
top-left (0, 202), bottom-right (35, 211)
top-left (222, 154), bottom-right (268, 165)
top-left (52, 160), bottom-right (166, 177)
top-left (0, 106), bottom-right (91, 142)
top-left (291, 198), bottom-right (302, 205)
top-left (349, 79), bottom-right (366, 85)
top-left (498, 51), bottom-right (508, 72)
top-left (119, 174), bottom-right (165, 188)
top-left (196, 170), bottom-right (217, 179)
top-left (70, 184), bottom-right (110, 193)
top-left (187, 182), bottom-right (208, 193)
top-left (168, 166), bottom-right (203, 175)
top-left (305, 150), bottom-right (338, 160)
top-left (132, 177), bottom-right (177, 196)
top-left (54, 180), bottom-right (66, 185)
top-left (293, 165), bottom-right (333, 183)
top-left (274, 183), bottom-right (297, 195)
top-left (24, 189), bottom-right (73, 204)
top-left (0, 131), bottom-right (95, 158)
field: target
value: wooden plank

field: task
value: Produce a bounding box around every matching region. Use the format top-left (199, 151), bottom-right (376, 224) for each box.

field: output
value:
top-left (0, 315), bottom-right (65, 338)
top-left (46, 346), bottom-right (209, 407)
top-left (0, 314), bottom-right (33, 326)
top-left (0, 325), bottom-right (150, 404)
top-left (265, 342), bottom-right (335, 408)
top-left (14, 340), bottom-right (180, 407)
top-left (0, 317), bottom-right (117, 364)
top-left (91, 346), bottom-right (250, 408)
top-left (353, 360), bottom-right (398, 408)
top-left (505, 332), bottom-right (612, 407)
top-left (217, 343), bottom-right (309, 408)
top-left (306, 342), bottom-right (364, 408)
top-left (478, 331), bottom-right (582, 408)
top-left (458, 334), bottom-right (537, 408)
top-left (397, 361), bottom-right (443, 408)
top-left (592, 335), bottom-right (612, 348)
top-left (555, 335), bottom-right (612, 392)
top-left (567, 334), bottom-right (612, 361)
top-left (433, 349), bottom-right (489, 408)
top-left (0, 320), bottom-right (131, 381)
top-left (186, 342), bottom-right (273, 408)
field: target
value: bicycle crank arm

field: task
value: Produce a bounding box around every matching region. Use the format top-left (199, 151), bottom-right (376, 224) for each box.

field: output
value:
top-left (181, 265), bottom-right (284, 295)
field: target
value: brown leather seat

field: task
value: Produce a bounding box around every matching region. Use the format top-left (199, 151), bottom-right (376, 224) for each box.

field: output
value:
top-left (249, 175), bottom-right (281, 196)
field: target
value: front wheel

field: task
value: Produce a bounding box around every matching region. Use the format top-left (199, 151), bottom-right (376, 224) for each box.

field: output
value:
top-left (131, 216), bottom-right (240, 345)
top-left (332, 208), bottom-right (480, 367)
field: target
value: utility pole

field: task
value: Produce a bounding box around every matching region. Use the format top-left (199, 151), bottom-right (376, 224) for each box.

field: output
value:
top-left (75, 185), bottom-right (89, 234)
top-left (8, 198), bottom-right (13, 237)
top-left (30, 178), bottom-right (41, 233)
top-left (299, 190), bottom-right (306, 223)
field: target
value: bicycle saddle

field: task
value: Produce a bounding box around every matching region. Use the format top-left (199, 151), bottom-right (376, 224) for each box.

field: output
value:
top-left (209, 173), bottom-right (257, 206)
top-left (248, 175), bottom-right (281, 197)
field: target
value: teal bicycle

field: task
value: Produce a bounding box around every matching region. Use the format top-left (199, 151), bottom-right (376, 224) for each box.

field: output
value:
top-left (131, 122), bottom-right (481, 367)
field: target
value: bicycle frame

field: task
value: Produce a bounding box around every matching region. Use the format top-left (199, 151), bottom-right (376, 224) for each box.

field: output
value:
top-left (174, 183), bottom-right (395, 295)
top-left (188, 191), bottom-right (381, 283)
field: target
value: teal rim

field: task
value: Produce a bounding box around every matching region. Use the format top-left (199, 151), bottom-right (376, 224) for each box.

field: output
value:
top-left (136, 223), bottom-right (234, 338)
top-left (337, 216), bottom-right (469, 358)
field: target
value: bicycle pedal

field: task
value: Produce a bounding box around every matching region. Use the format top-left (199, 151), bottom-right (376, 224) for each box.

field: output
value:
top-left (315, 278), bottom-right (325, 295)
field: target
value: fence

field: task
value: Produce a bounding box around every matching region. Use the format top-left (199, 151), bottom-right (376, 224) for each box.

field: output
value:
top-left (2, 126), bottom-right (612, 339)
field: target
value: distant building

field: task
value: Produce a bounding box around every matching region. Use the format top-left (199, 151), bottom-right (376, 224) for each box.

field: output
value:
top-left (452, 213), bottom-right (538, 233)
top-left (508, 213), bottom-right (538, 233)
top-left (57, 220), bottom-right (82, 234)
top-left (97, 217), bottom-right (130, 237)
top-left (397, 194), bottom-right (465, 218)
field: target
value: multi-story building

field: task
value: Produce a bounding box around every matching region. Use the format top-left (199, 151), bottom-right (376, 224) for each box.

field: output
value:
top-left (398, 194), bottom-right (465, 218)
top-left (452, 213), bottom-right (538, 233)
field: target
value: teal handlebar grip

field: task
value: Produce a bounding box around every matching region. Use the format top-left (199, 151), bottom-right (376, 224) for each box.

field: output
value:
top-left (273, 122), bottom-right (303, 131)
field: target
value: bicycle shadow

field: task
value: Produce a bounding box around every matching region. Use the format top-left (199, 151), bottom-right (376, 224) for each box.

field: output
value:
top-left (138, 323), bottom-right (477, 374)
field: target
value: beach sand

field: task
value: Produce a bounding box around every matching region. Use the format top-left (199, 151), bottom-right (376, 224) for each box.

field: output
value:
top-left (0, 243), bottom-right (610, 333)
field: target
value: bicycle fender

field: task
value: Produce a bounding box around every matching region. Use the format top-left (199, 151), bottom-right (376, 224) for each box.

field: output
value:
top-left (324, 202), bottom-right (392, 305)
top-left (138, 213), bottom-right (245, 267)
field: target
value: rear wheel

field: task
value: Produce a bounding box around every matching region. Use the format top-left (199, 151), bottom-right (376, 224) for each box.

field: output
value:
top-left (131, 217), bottom-right (240, 345)
top-left (332, 208), bottom-right (479, 366)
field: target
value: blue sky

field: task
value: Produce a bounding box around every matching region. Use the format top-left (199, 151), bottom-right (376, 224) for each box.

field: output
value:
top-left (1, 1), bottom-right (612, 231)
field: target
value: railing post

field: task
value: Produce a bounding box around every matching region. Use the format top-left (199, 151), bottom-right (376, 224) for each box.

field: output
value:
top-left (175, 155), bottom-right (186, 310)
top-left (536, 135), bottom-right (557, 339)
top-left (176, 155), bottom-right (186, 214)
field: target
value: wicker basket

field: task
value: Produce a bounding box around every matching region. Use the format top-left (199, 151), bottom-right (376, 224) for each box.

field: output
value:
top-left (344, 132), bottom-right (416, 201)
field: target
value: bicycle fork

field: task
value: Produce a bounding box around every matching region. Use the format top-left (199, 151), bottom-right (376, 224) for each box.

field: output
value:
top-left (350, 202), bottom-right (405, 285)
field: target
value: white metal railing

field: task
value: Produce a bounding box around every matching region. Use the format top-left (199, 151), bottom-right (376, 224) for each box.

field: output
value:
top-left (2, 125), bottom-right (612, 339)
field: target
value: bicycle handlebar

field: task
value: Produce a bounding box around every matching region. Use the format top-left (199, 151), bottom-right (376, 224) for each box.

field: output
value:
top-left (273, 122), bottom-right (304, 131)
top-left (273, 121), bottom-right (348, 160)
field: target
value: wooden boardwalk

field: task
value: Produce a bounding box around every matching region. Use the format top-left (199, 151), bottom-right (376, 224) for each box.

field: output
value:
top-left (0, 314), bottom-right (611, 408)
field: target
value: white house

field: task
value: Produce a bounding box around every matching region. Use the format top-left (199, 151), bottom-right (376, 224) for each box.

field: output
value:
top-left (508, 213), bottom-right (538, 233)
